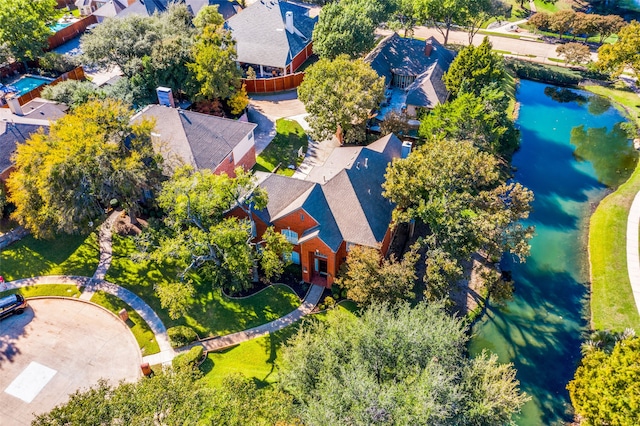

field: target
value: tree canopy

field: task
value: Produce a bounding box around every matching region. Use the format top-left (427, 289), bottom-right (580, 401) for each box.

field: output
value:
top-left (33, 369), bottom-right (297, 426)
top-left (7, 99), bottom-right (162, 239)
top-left (597, 21), bottom-right (640, 79)
top-left (336, 245), bottom-right (418, 306)
top-left (443, 37), bottom-right (504, 98)
top-left (0, 0), bottom-right (56, 66)
top-left (383, 138), bottom-right (533, 302)
top-left (279, 302), bottom-right (529, 425)
top-left (298, 55), bottom-right (384, 143)
top-left (136, 166), bottom-right (291, 316)
top-left (568, 335), bottom-right (640, 426)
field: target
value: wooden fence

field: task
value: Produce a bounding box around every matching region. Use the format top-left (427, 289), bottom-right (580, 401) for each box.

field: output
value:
top-left (2, 67), bottom-right (85, 107)
top-left (243, 72), bottom-right (305, 94)
top-left (47, 15), bottom-right (97, 50)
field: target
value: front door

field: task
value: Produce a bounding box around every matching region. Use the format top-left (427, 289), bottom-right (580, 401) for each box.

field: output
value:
top-left (315, 258), bottom-right (328, 276)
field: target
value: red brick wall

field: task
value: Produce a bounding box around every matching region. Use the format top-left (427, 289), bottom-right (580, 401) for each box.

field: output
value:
top-left (272, 208), bottom-right (318, 239)
top-left (214, 153), bottom-right (236, 177)
top-left (380, 226), bottom-right (395, 257)
top-left (0, 166), bottom-right (14, 185)
top-left (300, 236), bottom-right (337, 287)
top-left (234, 144), bottom-right (256, 172)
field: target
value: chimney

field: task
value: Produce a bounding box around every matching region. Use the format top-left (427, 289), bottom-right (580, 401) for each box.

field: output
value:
top-left (401, 141), bottom-right (412, 158)
top-left (285, 11), bottom-right (294, 34)
top-left (6, 95), bottom-right (23, 116)
top-left (156, 87), bottom-right (175, 108)
top-left (128, 0), bottom-right (136, 5)
top-left (425, 39), bottom-right (433, 57)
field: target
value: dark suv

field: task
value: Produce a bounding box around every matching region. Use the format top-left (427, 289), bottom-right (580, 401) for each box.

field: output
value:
top-left (0, 294), bottom-right (28, 320)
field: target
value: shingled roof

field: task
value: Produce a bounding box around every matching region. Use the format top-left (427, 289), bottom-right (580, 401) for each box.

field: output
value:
top-left (134, 105), bottom-right (256, 171)
top-left (226, 0), bottom-right (317, 69)
top-left (365, 33), bottom-right (454, 109)
top-left (117, 0), bottom-right (240, 20)
top-left (254, 134), bottom-right (402, 251)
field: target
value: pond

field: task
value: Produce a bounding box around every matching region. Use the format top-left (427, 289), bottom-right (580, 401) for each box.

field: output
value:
top-left (470, 79), bottom-right (636, 425)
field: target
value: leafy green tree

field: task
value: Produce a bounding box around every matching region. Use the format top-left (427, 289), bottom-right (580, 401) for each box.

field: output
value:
top-left (7, 100), bottom-right (161, 239)
top-left (279, 302), bottom-right (529, 425)
top-left (598, 21), bottom-right (640, 79)
top-left (187, 21), bottom-right (242, 101)
top-left (568, 336), bottom-right (640, 426)
top-left (33, 369), bottom-right (297, 425)
top-left (0, 0), bottom-right (56, 68)
top-left (419, 88), bottom-right (519, 156)
top-left (298, 55), bottom-right (384, 143)
top-left (41, 80), bottom-right (99, 107)
top-left (444, 37), bottom-right (504, 97)
top-left (461, 0), bottom-right (506, 44)
top-left (383, 138), bottom-right (533, 302)
top-left (139, 166), bottom-right (291, 303)
top-left (336, 245), bottom-right (418, 306)
top-left (594, 14), bottom-right (625, 44)
top-left (415, 0), bottom-right (469, 45)
top-left (311, 0), bottom-right (377, 59)
top-left (193, 4), bottom-right (225, 29)
top-left (528, 12), bottom-right (551, 33)
top-left (549, 9), bottom-right (576, 40)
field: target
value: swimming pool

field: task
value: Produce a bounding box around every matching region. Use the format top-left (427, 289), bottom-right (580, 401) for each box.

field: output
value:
top-left (50, 21), bottom-right (72, 32)
top-left (6, 76), bottom-right (54, 96)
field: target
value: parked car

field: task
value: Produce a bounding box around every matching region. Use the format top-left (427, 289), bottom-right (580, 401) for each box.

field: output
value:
top-left (0, 294), bottom-right (28, 320)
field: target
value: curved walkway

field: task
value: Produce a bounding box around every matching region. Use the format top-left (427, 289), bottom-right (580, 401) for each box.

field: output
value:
top-left (185, 283), bottom-right (324, 353)
top-left (4, 211), bottom-right (324, 365)
top-left (626, 191), bottom-right (640, 316)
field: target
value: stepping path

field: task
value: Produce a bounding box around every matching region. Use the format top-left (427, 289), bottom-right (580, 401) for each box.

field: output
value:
top-left (626, 191), bottom-right (640, 316)
top-left (4, 211), bottom-right (324, 365)
top-left (184, 283), bottom-right (324, 353)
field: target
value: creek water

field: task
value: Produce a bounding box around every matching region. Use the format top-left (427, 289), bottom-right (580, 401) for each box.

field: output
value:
top-left (469, 80), bottom-right (636, 425)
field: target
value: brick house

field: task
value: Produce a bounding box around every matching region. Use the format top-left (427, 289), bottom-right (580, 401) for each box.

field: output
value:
top-left (226, 0), bottom-right (317, 78)
top-left (133, 105), bottom-right (257, 177)
top-left (231, 134), bottom-right (409, 287)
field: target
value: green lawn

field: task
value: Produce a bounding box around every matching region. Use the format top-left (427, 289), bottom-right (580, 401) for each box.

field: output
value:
top-left (0, 284), bottom-right (81, 299)
top-left (587, 85), bottom-right (640, 331)
top-left (0, 233), bottom-right (99, 281)
top-left (253, 119), bottom-right (307, 177)
top-left (105, 234), bottom-right (301, 337)
top-left (200, 302), bottom-right (358, 388)
top-left (533, 0), bottom-right (574, 13)
top-left (91, 290), bottom-right (160, 356)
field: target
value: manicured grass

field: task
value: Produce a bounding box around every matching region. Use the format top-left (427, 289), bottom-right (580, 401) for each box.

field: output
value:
top-left (588, 86), bottom-right (640, 331)
top-left (502, 68), bottom-right (519, 119)
top-left (254, 119), bottom-right (307, 177)
top-left (533, 0), bottom-right (574, 13)
top-left (0, 284), bottom-right (81, 299)
top-left (0, 233), bottom-right (99, 281)
top-left (200, 302), bottom-right (358, 388)
top-left (105, 234), bottom-right (301, 337)
top-left (90, 290), bottom-right (160, 356)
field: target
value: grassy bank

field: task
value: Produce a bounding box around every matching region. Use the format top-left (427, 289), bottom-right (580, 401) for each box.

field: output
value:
top-left (586, 85), bottom-right (640, 331)
top-left (0, 284), bottom-right (81, 299)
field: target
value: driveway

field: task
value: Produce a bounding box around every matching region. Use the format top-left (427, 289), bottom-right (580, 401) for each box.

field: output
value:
top-left (0, 299), bottom-right (140, 426)
top-left (248, 90), bottom-right (309, 154)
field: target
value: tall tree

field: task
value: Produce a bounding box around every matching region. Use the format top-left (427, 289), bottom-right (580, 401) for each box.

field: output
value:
top-left (311, 0), bottom-right (377, 59)
top-left (383, 138), bottom-right (533, 302)
top-left (443, 37), bottom-right (504, 97)
top-left (597, 21), bottom-right (640, 79)
top-left (419, 88), bottom-right (519, 156)
top-left (187, 20), bottom-right (242, 101)
top-left (336, 245), bottom-right (418, 306)
top-left (548, 9), bottom-right (576, 40)
top-left (7, 100), bottom-right (162, 239)
top-left (415, 0), bottom-right (469, 45)
top-left (298, 55), bottom-right (384, 143)
top-left (594, 14), bottom-right (625, 44)
top-left (556, 42), bottom-right (592, 65)
top-left (462, 0), bottom-right (506, 44)
top-left (138, 166), bottom-right (291, 306)
top-left (568, 336), bottom-right (640, 426)
top-left (279, 302), bottom-right (529, 425)
top-left (0, 0), bottom-right (56, 68)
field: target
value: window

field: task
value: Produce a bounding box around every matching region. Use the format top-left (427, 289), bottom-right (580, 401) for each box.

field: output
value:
top-left (281, 229), bottom-right (298, 244)
top-left (286, 251), bottom-right (301, 265)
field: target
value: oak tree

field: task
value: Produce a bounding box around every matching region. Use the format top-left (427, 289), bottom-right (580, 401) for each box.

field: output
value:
top-left (298, 55), bottom-right (384, 143)
top-left (597, 21), bottom-right (640, 79)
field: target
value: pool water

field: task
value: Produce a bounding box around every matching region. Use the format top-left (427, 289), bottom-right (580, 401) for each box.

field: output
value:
top-left (50, 21), bottom-right (72, 32)
top-left (7, 76), bottom-right (53, 96)
top-left (470, 80), bottom-right (635, 425)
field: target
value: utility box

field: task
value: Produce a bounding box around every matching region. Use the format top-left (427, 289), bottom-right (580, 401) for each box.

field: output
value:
top-left (118, 308), bottom-right (128, 322)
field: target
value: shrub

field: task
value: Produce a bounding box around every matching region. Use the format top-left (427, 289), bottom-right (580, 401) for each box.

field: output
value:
top-left (172, 345), bottom-right (204, 370)
top-left (38, 52), bottom-right (77, 74)
top-left (320, 296), bottom-right (336, 310)
top-left (167, 326), bottom-right (198, 348)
